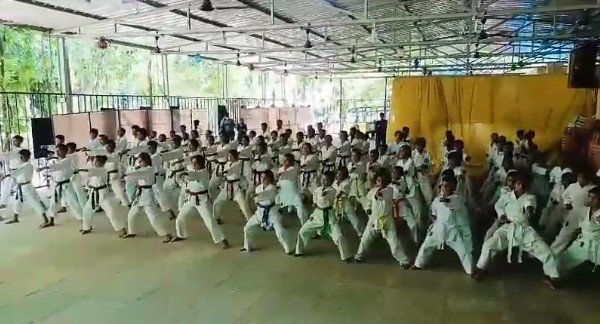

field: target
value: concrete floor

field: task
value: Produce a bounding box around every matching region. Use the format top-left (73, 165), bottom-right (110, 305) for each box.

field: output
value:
top-left (0, 205), bottom-right (599, 324)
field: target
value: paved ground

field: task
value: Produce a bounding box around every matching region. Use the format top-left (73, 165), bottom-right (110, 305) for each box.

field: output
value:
top-left (0, 204), bottom-right (599, 324)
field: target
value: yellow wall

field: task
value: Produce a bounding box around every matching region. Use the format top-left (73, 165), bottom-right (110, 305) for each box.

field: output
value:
top-left (389, 74), bottom-right (595, 172)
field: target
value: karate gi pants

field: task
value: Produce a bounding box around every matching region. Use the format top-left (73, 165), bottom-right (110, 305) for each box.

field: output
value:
top-left (550, 211), bottom-right (580, 254)
top-left (414, 223), bottom-right (473, 274)
top-left (355, 216), bottom-right (410, 265)
top-left (477, 223), bottom-right (560, 278)
top-left (176, 198), bottom-right (224, 243)
top-left (48, 181), bottom-right (83, 220)
top-left (0, 177), bottom-right (16, 206)
top-left (213, 184), bottom-right (251, 221)
top-left (82, 188), bottom-right (124, 232)
top-left (559, 235), bottom-right (600, 272)
top-left (244, 204), bottom-right (291, 253)
top-left (12, 183), bottom-right (46, 220)
top-left (127, 189), bottom-right (169, 236)
top-left (295, 208), bottom-right (351, 260)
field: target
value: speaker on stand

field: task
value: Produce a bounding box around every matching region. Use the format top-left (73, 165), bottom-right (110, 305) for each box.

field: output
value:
top-left (568, 41), bottom-right (599, 88)
top-left (31, 118), bottom-right (54, 188)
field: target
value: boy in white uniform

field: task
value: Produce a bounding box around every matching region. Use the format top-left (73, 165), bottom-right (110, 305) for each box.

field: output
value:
top-left (299, 142), bottom-right (320, 200)
top-left (40, 144), bottom-right (84, 223)
top-left (276, 153), bottom-right (308, 224)
top-left (0, 135), bottom-right (25, 209)
top-left (551, 170), bottom-right (596, 254)
top-left (80, 155), bottom-right (126, 236)
top-left (390, 166), bottom-right (418, 243)
top-left (171, 155), bottom-right (229, 248)
top-left (559, 186), bottom-right (600, 276)
top-left (412, 137), bottom-right (433, 203)
top-left (295, 171), bottom-right (352, 262)
top-left (337, 131), bottom-right (351, 167)
top-left (1, 149), bottom-right (49, 227)
top-left (413, 174), bottom-right (473, 274)
top-left (473, 171), bottom-right (560, 289)
top-left (348, 150), bottom-right (367, 210)
top-left (122, 152), bottom-right (173, 243)
top-left (538, 171), bottom-right (574, 240)
top-left (320, 135), bottom-right (337, 174)
top-left (333, 166), bottom-right (365, 237)
top-left (213, 150), bottom-right (252, 222)
top-left (115, 127), bottom-right (129, 154)
top-left (104, 140), bottom-right (129, 206)
top-left (148, 141), bottom-right (179, 220)
top-left (238, 135), bottom-right (253, 186)
top-left (242, 170), bottom-right (292, 254)
top-left (354, 171), bottom-right (411, 268)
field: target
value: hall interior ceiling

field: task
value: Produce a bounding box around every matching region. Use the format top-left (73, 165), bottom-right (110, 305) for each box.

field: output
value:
top-left (1, 0), bottom-right (599, 76)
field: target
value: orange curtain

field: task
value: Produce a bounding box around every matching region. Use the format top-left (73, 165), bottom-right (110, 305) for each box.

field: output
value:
top-left (389, 74), bottom-right (596, 172)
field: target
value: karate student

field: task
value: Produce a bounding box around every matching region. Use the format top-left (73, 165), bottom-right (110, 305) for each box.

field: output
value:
top-left (203, 135), bottom-right (218, 180)
top-left (276, 153), bottom-right (308, 224)
top-left (333, 166), bottom-right (365, 237)
top-left (1, 149), bottom-right (49, 227)
top-left (83, 128), bottom-right (103, 152)
top-left (115, 127), bottom-right (129, 154)
top-left (377, 144), bottom-right (392, 170)
top-left (412, 137), bottom-right (433, 203)
top-left (473, 171), bottom-right (560, 289)
top-left (299, 142), bottom-right (319, 199)
top-left (550, 169), bottom-right (596, 254)
top-left (171, 155), bottom-right (229, 248)
top-left (354, 170), bottom-right (411, 267)
top-left (40, 144), bottom-right (84, 222)
top-left (250, 142), bottom-right (273, 196)
top-left (291, 132), bottom-right (305, 163)
top-left (148, 141), bottom-right (178, 219)
top-left (268, 130), bottom-right (281, 167)
top-left (0, 135), bottom-right (25, 209)
top-left (390, 166), bottom-right (418, 243)
top-left (413, 174), bottom-right (473, 274)
top-left (294, 171), bottom-right (352, 262)
top-left (65, 142), bottom-right (88, 207)
top-left (242, 170), bottom-right (292, 254)
top-left (305, 127), bottom-right (319, 151)
top-left (398, 145), bottom-right (426, 226)
top-left (388, 130), bottom-right (408, 157)
top-left (104, 140), bottom-right (129, 206)
top-left (559, 186), bottom-right (600, 276)
top-left (484, 169), bottom-right (517, 241)
top-left (238, 135), bottom-right (253, 186)
top-left (213, 150), bottom-right (252, 222)
top-left (348, 150), bottom-right (367, 211)
top-left (365, 149), bottom-right (382, 191)
top-left (337, 131), bottom-right (351, 167)
top-left (320, 135), bottom-right (337, 174)
top-left (539, 171), bottom-right (575, 240)
top-left (80, 155), bottom-right (126, 236)
top-left (122, 152), bottom-right (172, 243)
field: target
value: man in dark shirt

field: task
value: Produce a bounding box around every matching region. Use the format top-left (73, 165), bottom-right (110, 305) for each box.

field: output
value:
top-left (237, 118), bottom-right (248, 136)
top-left (374, 113), bottom-right (388, 147)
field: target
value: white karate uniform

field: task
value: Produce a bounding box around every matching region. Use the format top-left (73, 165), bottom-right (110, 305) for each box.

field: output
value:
top-left (391, 178), bottom-right (418, 242)
top-left (82, 167), bottom-right (124, 232)
top-left (123, 141), bottom-right (149, 202)
top-left (350, 138), bottom-right (364, 154)
top-left (398, 157), bottom-right (426, 227)
top-left (484, 186), bottom-right (511, 241)
top-left (412, 149), bottom-right (434, 203)
top-left (295, 185), bottom-right (351, 260)
top-left (115, 136), bottom-right (129, 154)
top-left (348, 161), bottom-right (367, 206)
top-left (415, 194), bottom-right (473, 274)
top-left (104, 152), bottom-right (129, 206)
top-left (299, 154), bottom-right (319, 197)
top-left (559, 206), bottom-right (600, 272)
top-left (160, 148), bottom-right (185, 210)
top-left (125, 166), bottom-right (169, 237)
top-left (333, 177), bottom-right (365, 237)
top-left (86, 137), bottom-right (103, 151)
top-left (291, 140), bottom-right (304, 163)
top-left (176, 169), bottom-right (225, 243)
top-left (477, 191), bottom-right (559, 278)
top-left (356, 186), bottom-right (410, 265)
top-left (539, 167), bottom-right (572, 238)
top-left (249, 153), bottom-right (273, 196)
top-left (244, 184), bottom-right (292, 253)
top-left (238, 144), bottom-right (253, 186)
top-left (0, 146), bottom-right (23, 206)
top-left (8, 162), bottom-right (46, 219)
top-left (276, 165), bottom-right (307, 224)
top-left (320, 145), bottom-right (337, 174)
top-left (47, 158), bottom-right (83, 220)
top-left (336, 140), bottom-right (351, 167)
top-left (213, 160), bottom-right (251, 221)
top-left (551, 182), bottom-right (596, 253)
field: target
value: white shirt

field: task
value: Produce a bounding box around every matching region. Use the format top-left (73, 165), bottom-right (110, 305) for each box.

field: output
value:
top-left (314, 186), bottom-right (336, 209)
top-left (48, 157), bottom-right (75, 182)
top-left (300, 154), bottom-right (319, 172)
top-left (254, 184), bottom-right (277, 205)
top-left (10, 161), bottom-right (34, 184)
top-left (562, 182), bottom-right (596, 208)
top-left (320, 145), bottom-right (337, 165)
top-left (396, 157), bottom-right (416, 177)
top-left (502, 191), bottom-right (537, 225)
top-left (337, 140), bottom-right (351, 157)
top-left (412, 149), bottom-right (431, 171)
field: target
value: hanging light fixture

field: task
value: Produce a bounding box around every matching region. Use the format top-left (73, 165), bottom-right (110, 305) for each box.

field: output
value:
top-left (303, 29), bottom-right (312, 49)
top-left (377, 59), bottom-right (382, 72)
top-left (314, 72), bottom-right (318, 79)
top-left (236, 53), bottom-right (241, 66)
top-left (200, 0), bottom-right (214, 12)
top-left (248, 63), bottom-right (255, 71)
top-left (153, 35), bottom-right (161, 54)
top-left (414, 59), bottom-right (420, 68)
top-left (283, 62), bottom-right (289, 76)
top-left (349, 46), bottom-right (356, 63)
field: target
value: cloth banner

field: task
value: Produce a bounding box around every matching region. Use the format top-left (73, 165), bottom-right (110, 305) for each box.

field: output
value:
top-left (389, 74), bottom-right (595, 172)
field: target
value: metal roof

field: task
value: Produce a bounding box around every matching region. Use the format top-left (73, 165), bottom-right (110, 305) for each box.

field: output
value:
top-left (1, 0), bottom-right (599, 76)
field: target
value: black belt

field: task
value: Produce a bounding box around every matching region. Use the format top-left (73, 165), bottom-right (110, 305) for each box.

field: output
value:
top-left (256, 202), bottom-right (274, 230)
top-left (90, 185), bottom-right (108, 209)
top-left (216, 161), bottom-right (227, 177)
top-left (133, 185), bottom-right (153, 204)
top-left (187, 189), bottom-right (209, 205)
top-left (226, 179), bottom-right (240, 200)
top-left (338, 155), bottom-right (350, 167)
top-left (321, 160), bottom-right (335, 172)
top-left (301, 170), bottom-right (317, 188)
top-left (107, 169), bottom-right (119, 185)
top-left (252, 170), bottom-right (265, 186)
top-left (16, 181), bottom-right (31, 203)
top-left (54, 179), bottom-right (70, 203)
top-left (169, 168), bottom-right (185, 179)
top-left (206, 159), bottom-right (214, 174)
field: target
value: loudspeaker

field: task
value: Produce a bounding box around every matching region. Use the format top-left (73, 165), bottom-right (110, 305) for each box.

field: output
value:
top-left (31, 118), bottom-right (54, 159)
top-left (568, 41), bottom-right (598, 88)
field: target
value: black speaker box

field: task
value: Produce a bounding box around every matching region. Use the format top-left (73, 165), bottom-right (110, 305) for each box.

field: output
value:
top-left (31, 118), bottom-right (54, 159)
top-left (568, 41), bottom-right (598, 88)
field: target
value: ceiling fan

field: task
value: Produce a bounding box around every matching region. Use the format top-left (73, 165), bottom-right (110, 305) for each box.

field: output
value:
top-left (199, 0), bottom-right (248, 12)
